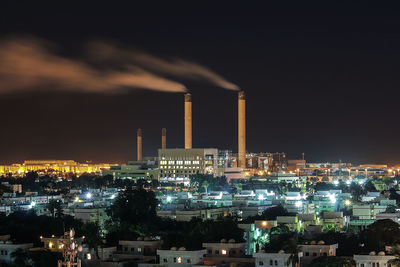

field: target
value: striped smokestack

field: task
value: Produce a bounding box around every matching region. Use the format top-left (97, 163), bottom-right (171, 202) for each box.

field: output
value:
top-left (137, 128), bottom-right (142, 161)
top-left (161, 128), bottom-right (167, 149)
top-left (184, 93), bottom-right (192, 149)
top-left (238, 91), bottom-right (246, 168)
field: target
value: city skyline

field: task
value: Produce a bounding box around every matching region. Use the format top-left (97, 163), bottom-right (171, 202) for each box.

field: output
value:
top-left (1, 2), bottom-right (400, 164)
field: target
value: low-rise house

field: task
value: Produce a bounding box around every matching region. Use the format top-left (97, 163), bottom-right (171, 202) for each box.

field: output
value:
top-left (157, 247), bottom-right (206, 267)
top-left (118, 238), bottom-right (163, 257)
top-left (353, 204), bottom-right (387, 220)
top-left (0, 236), bottom-right (33, 265)
top-left (254, 250), bottom-right (301, 267)
top-left (354, 251), bottom-right (396, 267)
top-left (276, 216), bottom-right (300, 232)
top-left (299, 241), bottom-right (338, 265)
top-left (203, 239), bottom-right (246, 257)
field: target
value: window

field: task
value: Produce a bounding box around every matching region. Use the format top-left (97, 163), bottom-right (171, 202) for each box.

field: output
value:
top-left (187, 259), bottom-right (191, 263)
top-left (377, 263), bottom-right (380, 267)
top-left (305, 252), bottom-right (310, 256)
top-left (215, 250), bottom-right (219, 254)
top-left (372, 263), bottom-right (375, 267)
top-left (177, 257), bottom-right (182, 263)
top-left (131, 248), bottom-right (134, 252)
top-left (275, 260), bottom-right (278, 266)
top-left (360, 264), bottom-right (364, 267)
top-left (163, 259), bottom-right (167, 263)
top-left (174, 257), bottom-right (176, 262)
top-left (259, 261), bottom-right (264, 266)
top-left (312, 252), bottom-right (317, 257)
top-left (270, 259), bottom-right (273, 265)
top-left (222, 249), bottom-right (227, 255)
top-left (323, 252), bottom-right (327, 256)
top-left (208, 250), bottom-right (212, 254)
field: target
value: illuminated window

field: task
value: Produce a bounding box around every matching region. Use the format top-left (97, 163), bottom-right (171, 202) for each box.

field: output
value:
top-left (86, 253), bottom-right (91, 260)
top-left (168, 161), bottom-right (175, 165)
top-left (137, 247), bottom-right (142, 252)
top-left (177, 257), bottom-right (182, 263)
top-left (222, 249), bottom-right (227, 255)
top-left (49, 242), bottom-right (53, 248)
top-left (176, 161), bottom-right (183, 165)
top-left (184, 161), bottom-right (191, 165)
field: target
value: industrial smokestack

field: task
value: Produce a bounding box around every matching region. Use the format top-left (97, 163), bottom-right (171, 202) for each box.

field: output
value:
top-left (137, 128), bottom-right (142, 161)
top-left (184, 93), bottom-right (192, 149)
top-left (161, 128), bottom-right (167, 149)
top-left (238, 91), bottom-right (246, 168)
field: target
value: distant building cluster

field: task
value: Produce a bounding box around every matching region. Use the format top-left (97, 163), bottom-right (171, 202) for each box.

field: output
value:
top-left (0, 160), bottom-right (112, 176)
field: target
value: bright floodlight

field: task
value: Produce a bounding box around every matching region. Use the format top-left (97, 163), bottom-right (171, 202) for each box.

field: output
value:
top-left (29, 201), bottom-right (36, 209)
top-left (86, 192), bottom-right (92, 199)
top-left (328, 194), bottom-right (337, 204)
top-left (111, 194), bottom-right (115, 199)
top-left (258, 194), bottom-right (265, 201)
top-left (295, 201), bottom-right (302, 207)
top-left (344, 199), bottom-right (351, 206)
top-left (333, 180), bottom-right (339, 185)
top-left (346, 180), bottom-right (351, 185)
top-left (166, 196), bottom-right (172, 202)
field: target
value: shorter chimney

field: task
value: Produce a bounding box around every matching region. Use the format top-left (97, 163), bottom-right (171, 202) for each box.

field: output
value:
top-left (161, 128), bottom-right (167, 149)
top-left (137, 128), bottom-right (142, 161)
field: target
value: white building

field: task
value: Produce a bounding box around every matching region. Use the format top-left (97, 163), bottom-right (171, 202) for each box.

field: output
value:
top-left (0, 237), bottom-right (33, 265)
top-left (354, 252), bottom-right (396, 267)
top-left (254, 251), bottom-right (299, 267)
top-left (157, 248), bottom-right (206, 267)
top-left (299, 241), bottom-right (338, 265)
top-left (203, 240), bottom-right (246, 258)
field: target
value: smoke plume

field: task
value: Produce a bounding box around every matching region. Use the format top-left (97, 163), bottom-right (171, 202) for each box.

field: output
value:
top-left (0, 38), bottom-right (186, 93)
top-left (0, 37), bottom-right (239, 94)
top-left (88, 42), bottom-right (240, 91)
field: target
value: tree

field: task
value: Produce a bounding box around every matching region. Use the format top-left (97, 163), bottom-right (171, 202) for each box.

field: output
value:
top-left (11, 248), bottom-right (29, 267)
top-left (109, 188), bottom-right (157, 225)
top-left (310, 256), bottom-right (355, 267)
top-left (282, 237), bottom-right (300, 267)
top-left (388, 244), bottom-right (400, 267)
top-left (47, 199), bottom-right (63, 218)
top-left (83, 222), bottom-right (102, 259)
top-left (362, 219), bottom-right (400, 251)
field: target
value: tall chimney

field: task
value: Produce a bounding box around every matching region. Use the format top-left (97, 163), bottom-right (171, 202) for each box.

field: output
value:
top-left (161, 128), bottom-right (167, 149)
top-left (184, 93), bottom-right (192, 149)
top-left (238, 91), bottom-right (246, 168)
top-left (137, 128), bottom-right (142, 161)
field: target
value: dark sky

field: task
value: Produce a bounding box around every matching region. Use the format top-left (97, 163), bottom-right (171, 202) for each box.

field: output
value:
top-left (1, 2), bottom-right (400, 164)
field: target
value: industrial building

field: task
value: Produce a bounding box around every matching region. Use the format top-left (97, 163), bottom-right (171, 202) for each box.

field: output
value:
top-left (102, 161), bottom-right (159, 181)
top-left (158, 148), bottom-right (218, 183)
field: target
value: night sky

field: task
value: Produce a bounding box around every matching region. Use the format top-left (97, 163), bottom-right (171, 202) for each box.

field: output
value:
top-left (1, 2), bottom-right (400, 164)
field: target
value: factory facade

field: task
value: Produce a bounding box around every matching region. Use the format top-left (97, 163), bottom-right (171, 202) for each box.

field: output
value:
top-left (158, 148), bottom-right (218, 183)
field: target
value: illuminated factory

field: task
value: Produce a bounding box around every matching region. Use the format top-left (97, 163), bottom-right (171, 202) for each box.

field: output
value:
top-left (157, 91), bottom-right (248, 183)
top-left (0, 160), bottom-right (112, 176)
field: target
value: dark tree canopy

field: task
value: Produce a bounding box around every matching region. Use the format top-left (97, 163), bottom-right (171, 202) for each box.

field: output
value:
top-left (109, 188), bottom-right (158, 225)
top-left (362, 219), bottom-right (400, 251)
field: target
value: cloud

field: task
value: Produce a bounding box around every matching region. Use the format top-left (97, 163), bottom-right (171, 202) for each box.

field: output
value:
top-left (0, 38), bottom-right (187, 94)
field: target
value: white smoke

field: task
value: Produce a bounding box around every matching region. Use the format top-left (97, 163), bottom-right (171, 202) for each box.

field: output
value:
top-left (88, 41), bottom-right (240, 91)
top-left (0, 37), bottom-right (187, 93)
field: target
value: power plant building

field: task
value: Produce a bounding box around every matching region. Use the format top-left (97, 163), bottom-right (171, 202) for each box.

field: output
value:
top-left (158, 148), bottom-right (218, 183)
